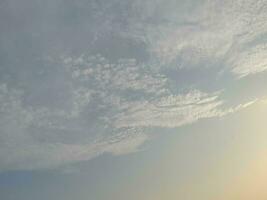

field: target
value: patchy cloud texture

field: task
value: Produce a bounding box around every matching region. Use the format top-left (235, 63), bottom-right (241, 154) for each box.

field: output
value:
top-left (0, 0), bottom-right (266, 171)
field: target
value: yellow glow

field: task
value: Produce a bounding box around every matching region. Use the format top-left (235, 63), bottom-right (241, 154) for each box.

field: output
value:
top-left (219, 100), bottom-right (267, 200)
top-left (223, 150), bottom-right (267, 200)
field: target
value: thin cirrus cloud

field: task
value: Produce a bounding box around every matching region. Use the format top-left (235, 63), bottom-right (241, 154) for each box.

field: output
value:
top-left (131, 0), bottom-right (267, 78)
top-left (0, 0), bottom-right (266, 171)
top-left (0, 55), bottom-right (232, 171)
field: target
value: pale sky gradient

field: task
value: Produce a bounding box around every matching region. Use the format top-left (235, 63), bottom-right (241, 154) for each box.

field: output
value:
top-left (1, 0), bottom-right (267, 199)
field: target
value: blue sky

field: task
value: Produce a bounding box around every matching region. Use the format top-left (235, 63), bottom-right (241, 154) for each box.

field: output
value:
top-left (1, 0), bottom-right (267, 199)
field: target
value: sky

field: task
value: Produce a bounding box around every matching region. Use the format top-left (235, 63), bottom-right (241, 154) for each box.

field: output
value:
top-left (0, 0), bottom-right (267, 199)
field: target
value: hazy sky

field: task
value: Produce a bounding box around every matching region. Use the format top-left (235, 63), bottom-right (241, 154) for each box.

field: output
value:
top-left (1, 0), bottom-right (267, 199)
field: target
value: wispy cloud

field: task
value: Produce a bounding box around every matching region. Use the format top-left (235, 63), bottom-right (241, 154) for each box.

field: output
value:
top-left (127, 0), bottom-right (267, 77)
top-left (0, 54), bottom-right (246, 171)
top-left (114, 90), bottom-right (225, 128)
top-left (229, 44), bottom-right (267, 78)
top-left (0, 0), bottom-right (266, 172)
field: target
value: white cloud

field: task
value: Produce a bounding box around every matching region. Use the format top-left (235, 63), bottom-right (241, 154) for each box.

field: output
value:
top-left (229, 44), bottom-right (267, 78)
top-left (126, 0), bottom-right (267, 77)
top-left (0, 54), bottom-right (243, 172)
top-left (0, 83), bottom-right (147, 170)
top-left (114, 90), bottom-right (225, 128)
top-left (1, 0), bottom-right (266, 172)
